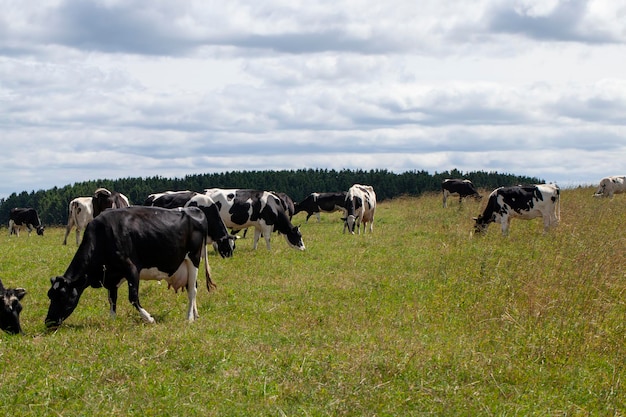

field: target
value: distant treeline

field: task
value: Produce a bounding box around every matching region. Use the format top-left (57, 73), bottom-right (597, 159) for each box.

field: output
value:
top-left (0, 168), bottom-right (543, 226)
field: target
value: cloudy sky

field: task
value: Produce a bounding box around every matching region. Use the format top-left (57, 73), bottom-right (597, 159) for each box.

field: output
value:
top-left (1, 0), bottom-right (625, 198)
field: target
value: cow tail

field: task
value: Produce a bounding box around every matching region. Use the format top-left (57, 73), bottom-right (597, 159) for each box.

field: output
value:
top-left (203, 237), bottom-right (216, 292)
top-left (556, 187), bottom-right (561, 222)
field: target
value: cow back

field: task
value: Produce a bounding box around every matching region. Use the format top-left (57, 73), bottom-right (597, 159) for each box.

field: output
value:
top-left (72, 206), bottom-right (208, 284)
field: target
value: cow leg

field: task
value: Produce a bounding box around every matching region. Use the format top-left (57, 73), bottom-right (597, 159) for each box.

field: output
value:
top-left (501, 217), bottom-right (511, 235)
top-left (108, 286), bottom-right (118, 319)
top-left (63, 219), bottom-right (74, 245)
top-left (252, 227), bottom-right (262, 250)
top-left (543, 214), bottom-right (553, 232)
top-left (262, 224), bottom-right (273, 250)
top-left (315, 212), bottom-right (321, 222)
top-left (184, 258), bottom-right (199, 321)
top-left (126, 265), bottom-right (155, 323)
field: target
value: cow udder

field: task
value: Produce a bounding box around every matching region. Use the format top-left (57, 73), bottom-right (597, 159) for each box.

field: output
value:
top-left (139, 259), bottom-right (194, 293)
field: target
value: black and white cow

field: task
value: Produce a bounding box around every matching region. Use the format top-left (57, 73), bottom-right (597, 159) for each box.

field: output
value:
top-left (273, 192), bottom-right (295, 220)
top-left (593, 176), bottom-right (626, 198)
top-left (232, 191), bottom-right (295, 238)
top-left (143, 190), bottom-right (198, 207)
top-left (442, 179), bottom-right (482, 208)
top-left (294, 192), bottom-right (348, 222)
top-left (205, 188), bottom-right (305, 251)
top-left (0, 278), bottom-right (26, 335)
top-left (144, 190), bottom-right (236, 257)
top-left (473, 184), bottom-right (560, 235)
top-left (343, 184), bottom-right (376, 234)
top-left (92, 187), bottom-right (130, 217)
top-left (8, 208), bottom-right (44, 236)
top-left (45, 206), bottom-right (220, 329)
top-left (63, 197), bottom-right (94, 245)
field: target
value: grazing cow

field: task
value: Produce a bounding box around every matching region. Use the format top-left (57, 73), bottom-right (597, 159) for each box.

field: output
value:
top-left (92, 187), bottom-right (130, 217)
top-left (62, 197), bottom-right (94, 245)
top-left (343, 185), bottom-right (376, 234)
top-left (232, 191), bottom-right (295, 239)
top-left (593, 176), bottom-right (626, 198)
top-left (473, 184), bottom-right (560, 235)
top-left (0, 278), bottom-right (26, 335)
top-left (45, 206), bottom-right (217, 329)
top-left (205, 188), bottom-right (305, 251)
top-left (442, 179), bottom-right (482, 208)
top-left (8, 208), bottom-right (44, 236)
top-left (294, 192), bottom-right (348, 222)
top-left (144, 190), bottom-right (236, 256)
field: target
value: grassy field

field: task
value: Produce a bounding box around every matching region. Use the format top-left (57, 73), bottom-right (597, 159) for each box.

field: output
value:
top-left (0, 186), bottom-right (624, 416)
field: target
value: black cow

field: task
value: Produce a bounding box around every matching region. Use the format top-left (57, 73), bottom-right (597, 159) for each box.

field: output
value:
top-left (45, 206), bottom-right (225, 329)
top-left (206, 188), bottom-right (305, 251)
top-left (294, 192), bottom-right (347, 222)
top-left (442, 179), bottom-right (482, 208)
top-left (9, 208), bottom-right (44, 236)
top-left (92, 187), bottom-right (130, 217)
top-left (144, 190), bottom-right (236, 256)
top-left (0, 278), bottom-right (26, 335)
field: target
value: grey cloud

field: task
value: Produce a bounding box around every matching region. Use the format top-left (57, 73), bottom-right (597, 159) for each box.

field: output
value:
top-left (224, 31), bottom-right (401, 55)
top-left (50, 1), bottom-right (195, 55)
top-left (487, 0), bottom-right (620, 44)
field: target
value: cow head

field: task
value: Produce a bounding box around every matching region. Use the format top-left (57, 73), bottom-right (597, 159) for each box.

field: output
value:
top-left (217, 235), bottom-right (237, 258)
top-left (36, 225), bottom-right (45, 236)
top-left (284, 225), bottom-right (305, 250)
top-left (45, 277), bottom-right (81, 329)
top-left (343, 215), bottom-right (357, 234)
top-left (472, 214), bottom-right (491, 234)
top-left (0, 281), bottom-right (26, 335)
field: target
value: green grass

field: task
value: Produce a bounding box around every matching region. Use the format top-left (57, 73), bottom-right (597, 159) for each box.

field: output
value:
top-left (1, 187), bottom-right (625, 416)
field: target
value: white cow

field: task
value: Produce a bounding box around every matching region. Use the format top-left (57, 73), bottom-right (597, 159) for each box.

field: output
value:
top-left (473, 184), bottom-right (560, 235)
top-left (593, 176), bottom-right (626, 198)
top-left (343, 184), bottom-right (376, 234)
top-left (62, 197), bottom-right (94, 245)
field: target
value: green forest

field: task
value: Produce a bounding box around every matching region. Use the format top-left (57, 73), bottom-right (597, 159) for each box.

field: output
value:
top-left (0, 168), bottom-right (543, 226)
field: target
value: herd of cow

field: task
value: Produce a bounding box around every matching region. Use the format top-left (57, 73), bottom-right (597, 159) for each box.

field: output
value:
top-left (1, 176), bottom-right (624, 335)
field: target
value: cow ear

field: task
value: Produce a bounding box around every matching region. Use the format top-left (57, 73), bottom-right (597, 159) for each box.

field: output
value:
top-left (51, 277), bottom-right (64, 290)
top-left (14, 288), bottom-right (26, 300)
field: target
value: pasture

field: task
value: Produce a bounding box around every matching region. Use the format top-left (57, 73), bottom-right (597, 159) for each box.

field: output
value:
top-left (0, 186), bottom-right (624, 416)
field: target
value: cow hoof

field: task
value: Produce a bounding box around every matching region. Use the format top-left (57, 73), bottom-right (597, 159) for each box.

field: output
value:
top-left (141, 315), bottom-right (155, 324)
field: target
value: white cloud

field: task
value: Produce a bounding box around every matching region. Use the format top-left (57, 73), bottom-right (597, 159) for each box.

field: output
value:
top-left (1, 0), bottom-right (626, 198)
